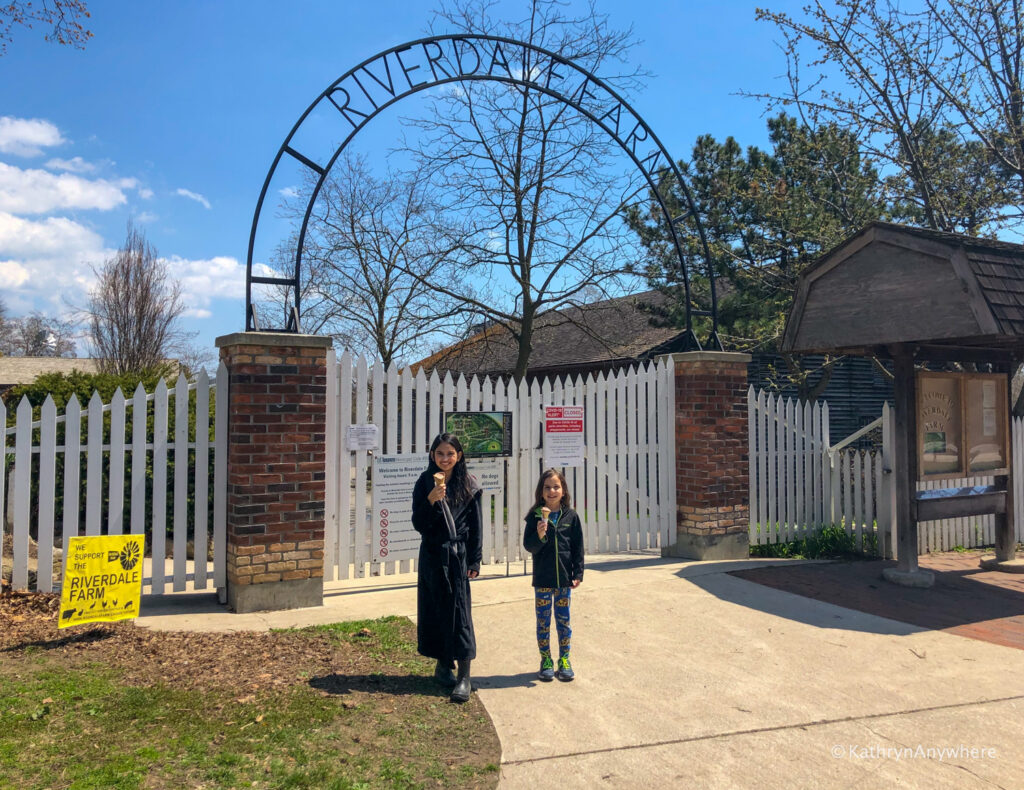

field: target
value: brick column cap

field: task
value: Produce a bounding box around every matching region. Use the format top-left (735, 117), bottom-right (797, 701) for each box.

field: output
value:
top-left (657, 351), bottom-right (751, 365)
top-left (215, 331), bottom-right (334, 350)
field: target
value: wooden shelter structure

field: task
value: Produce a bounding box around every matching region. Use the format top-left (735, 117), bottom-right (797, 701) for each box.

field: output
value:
top-left (782, 222), bottom-right (1024, 586)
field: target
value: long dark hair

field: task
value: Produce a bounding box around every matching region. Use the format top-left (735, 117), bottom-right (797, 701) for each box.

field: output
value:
top-left (532, 468), bottom-right (572, 511)
top-left (427, 433), bottom-right (473, 504)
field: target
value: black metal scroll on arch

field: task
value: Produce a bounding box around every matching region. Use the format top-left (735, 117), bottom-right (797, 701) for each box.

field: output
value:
top-left (245, 33), bottom-right (721, 350)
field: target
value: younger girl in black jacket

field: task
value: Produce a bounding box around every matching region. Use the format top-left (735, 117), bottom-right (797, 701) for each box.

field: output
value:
top-left (523, 468), bottom-right (584, 682)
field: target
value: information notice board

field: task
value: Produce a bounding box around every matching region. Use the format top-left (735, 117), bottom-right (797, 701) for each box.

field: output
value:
top-left (371, 454), bottom-right (424, 563)
top-left (370, 454), bottom-right (507, 564)
top-left (544, 405), bottom-right (584, 467)
top-left (917, 371), bottom-right (1008, 479)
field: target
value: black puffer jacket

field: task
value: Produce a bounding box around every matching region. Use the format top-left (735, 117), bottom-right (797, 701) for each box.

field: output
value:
top-left (523, 506), bottom-right (584, 589)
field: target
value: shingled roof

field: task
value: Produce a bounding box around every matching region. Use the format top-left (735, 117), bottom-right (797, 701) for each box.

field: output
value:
top-left (413, 290), bottom-right (689, 380)
top-left (782, 222), bottom-right (1024, 357)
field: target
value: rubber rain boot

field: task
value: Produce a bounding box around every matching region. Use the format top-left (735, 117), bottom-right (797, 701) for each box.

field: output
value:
top-left (450, 660), bottom-right (471, 703)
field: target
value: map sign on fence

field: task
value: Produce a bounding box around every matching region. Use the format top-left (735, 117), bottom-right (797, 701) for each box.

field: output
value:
top-left (445, 411), bottom-right (513, 457)
top-left (58, 535), bottom-right (145, 628)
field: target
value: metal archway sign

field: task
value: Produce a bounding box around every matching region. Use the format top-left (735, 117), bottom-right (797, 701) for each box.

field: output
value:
top-left (246, 33), bottom-right (720, 349)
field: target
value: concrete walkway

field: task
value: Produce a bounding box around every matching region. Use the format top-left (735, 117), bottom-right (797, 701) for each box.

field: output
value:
top-left (138, 552), bottom-right (1024, 788)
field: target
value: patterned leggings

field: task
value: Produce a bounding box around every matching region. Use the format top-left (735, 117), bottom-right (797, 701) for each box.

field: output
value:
top-left (535, 587), bottom-right (572, 659)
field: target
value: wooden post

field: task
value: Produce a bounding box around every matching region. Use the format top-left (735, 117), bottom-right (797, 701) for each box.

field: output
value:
top-left (995, 370), bottom-right (1017, 562)
top-left (891, 349), bottom-right (919, 573)
top-left (882, 347), bottom-right (933, 586)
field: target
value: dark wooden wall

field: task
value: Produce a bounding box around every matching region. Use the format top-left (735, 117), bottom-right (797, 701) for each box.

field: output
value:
top-left (748, 354), bottom-right (894, 447)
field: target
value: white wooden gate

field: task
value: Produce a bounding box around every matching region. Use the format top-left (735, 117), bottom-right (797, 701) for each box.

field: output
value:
top-left (323, 351), bottom-right (676, 580)
top-left (748, 387), bottom-right (1024, 555)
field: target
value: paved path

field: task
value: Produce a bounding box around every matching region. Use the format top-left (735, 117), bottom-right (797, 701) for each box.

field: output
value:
top-left (734, 550), bottom-right (1024, 651)
top-left (139, 552), bottom-right (1024, 788)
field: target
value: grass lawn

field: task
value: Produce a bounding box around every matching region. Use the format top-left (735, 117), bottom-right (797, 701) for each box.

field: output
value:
top-left (0, 591), bottom-right (500, 790)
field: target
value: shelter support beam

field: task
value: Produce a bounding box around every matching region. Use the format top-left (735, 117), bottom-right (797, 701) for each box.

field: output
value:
top-left (883, 348), bottom-right (934, 588)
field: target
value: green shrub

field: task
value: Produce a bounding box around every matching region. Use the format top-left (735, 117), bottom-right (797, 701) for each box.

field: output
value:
top-left (750, 524), bottom-right (880, 559)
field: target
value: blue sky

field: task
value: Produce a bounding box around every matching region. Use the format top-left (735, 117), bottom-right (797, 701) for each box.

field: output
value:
top-left (0, 0), bottom-right (804, 357)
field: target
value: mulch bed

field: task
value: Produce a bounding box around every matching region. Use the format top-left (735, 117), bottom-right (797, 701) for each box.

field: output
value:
top-left (0, 586), bottom-right (356, 693)
top-left (731, 550), bottom-right (1024, 650)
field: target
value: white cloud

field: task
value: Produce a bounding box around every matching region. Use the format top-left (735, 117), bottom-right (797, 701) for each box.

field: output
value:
top-left (0, 259), bottom-right (30, 288)
top-left (175, 188), bottom-right (211, 209)
top-left (138, 187), bottom-right (154, 200)
top-left (0, 162), bottom-right (138, 214)
top-left (0, 211), bottom-right (110, 311)
top-left (279, 186), bottom-right (299, 199)
top-left (165, 254), bottom-right (248, 306)
top-left (45, 156), bottom-right (98, 174)
top-left (0, 116), bottom-right (65, 157)
top-left (136, 211), bottom-right (158, 223)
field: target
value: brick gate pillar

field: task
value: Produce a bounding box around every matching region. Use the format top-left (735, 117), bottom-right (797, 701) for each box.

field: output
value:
top-left (661, 351), bottom-right (751, 561)
top-left (215, 332), bottom-right (332, 613)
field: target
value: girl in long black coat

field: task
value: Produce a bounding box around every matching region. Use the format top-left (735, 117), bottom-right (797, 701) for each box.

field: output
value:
top-left (411, 433), bottom-right (482, 703)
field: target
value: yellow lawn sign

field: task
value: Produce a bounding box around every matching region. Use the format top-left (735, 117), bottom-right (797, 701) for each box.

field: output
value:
top-left (58, 535), bottom-right (145, 629)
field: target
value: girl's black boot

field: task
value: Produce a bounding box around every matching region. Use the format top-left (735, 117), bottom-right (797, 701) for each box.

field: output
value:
top-left (450, 660), bottom-right (471, 703)
top-left (434, 659), bottom-right (457, 687)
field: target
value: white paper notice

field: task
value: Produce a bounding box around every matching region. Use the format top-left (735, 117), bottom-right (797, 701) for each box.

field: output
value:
top-left (468, 457), bottom-right (504, 494)
top-left (984, 408), bottom-right (997, 438)
top-left (371, 454), bottom-right (425, 563)
top-left (544, 405), bottom-right (585, 467)
top-left (983, 381), bottom-right (996, 409)
top-left (346, 424), bottom-right (380, 451)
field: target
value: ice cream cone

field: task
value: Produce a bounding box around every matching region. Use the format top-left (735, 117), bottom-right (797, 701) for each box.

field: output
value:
top-left (541, 506), bottom-right (551, 521)
top-left (433, 472), bottom-right (445, 486)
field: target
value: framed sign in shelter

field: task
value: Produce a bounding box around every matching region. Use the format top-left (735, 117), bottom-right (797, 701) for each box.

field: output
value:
top-left (782, 221), bottom-right (1024, 586)
top-left (917, 371), bottom-right (1009, 480)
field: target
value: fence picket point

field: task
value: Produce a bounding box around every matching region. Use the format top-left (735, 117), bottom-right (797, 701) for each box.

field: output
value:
top-left (108, 388), bottom-right (126, 537)
top-left (151, 379), bottom-right (168, 594)
top-left (173, 374), bottom-right (189, 592)
top-left (13, 398), bottom-right (31, 590)
top-left (0, 399), bottom-right (6, 584)
top-left (85, 392), bottom-right (103, 537)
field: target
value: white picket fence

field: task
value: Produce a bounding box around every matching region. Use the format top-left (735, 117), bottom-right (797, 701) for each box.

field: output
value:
top-left (1, 366), bottom-right (228, 594)
top-left (748, 387), bottom-right (1024, 555)
top-left (324, 351), bottom-right (676, 580)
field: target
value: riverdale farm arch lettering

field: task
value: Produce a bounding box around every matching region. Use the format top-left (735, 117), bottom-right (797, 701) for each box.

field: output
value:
top-left (245, 33), bottom-right (721, 350)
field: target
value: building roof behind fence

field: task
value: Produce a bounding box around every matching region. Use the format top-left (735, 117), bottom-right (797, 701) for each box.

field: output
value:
top-left (0, 357), bottom-right (102, 390)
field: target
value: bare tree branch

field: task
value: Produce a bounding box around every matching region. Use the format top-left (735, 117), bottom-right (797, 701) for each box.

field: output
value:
top-left (86, 220), bottom-right (198, 375)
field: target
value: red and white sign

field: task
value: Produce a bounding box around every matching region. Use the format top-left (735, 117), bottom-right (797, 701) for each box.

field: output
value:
top-left (544, 405), bottom-right (585, 467)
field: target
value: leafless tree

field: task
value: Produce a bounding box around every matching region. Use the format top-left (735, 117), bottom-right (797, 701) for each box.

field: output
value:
top-left (86, 221), bottom-right (197, 375)
top-left (750, 0), bottom-right (1019, 235)
top-left (0, 308), bottom-right (77, 357)
top-left (0, 0), bottom-right (92, 55)
top-left (276, 155), bottom-right (465, 367)
top-left (397, 0), bottom-right (650, 380)
top-left (0, 297), bottom-right (8, 352)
